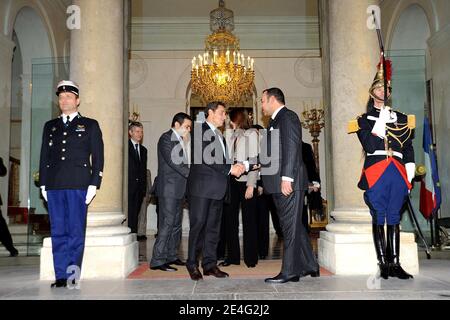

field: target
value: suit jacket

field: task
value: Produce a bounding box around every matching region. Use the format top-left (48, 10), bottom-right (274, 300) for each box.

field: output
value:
top-left (0, 157), bottom-right (6, 206)
top-left (156, 129), bottom-right (190, 199)
top-left (302, 142), bottom-right (320, 183)
top-left (187, 122), bottom-right (231, 200)
top-left (128, 139), bottom-right (148, 195)
top-left (261, 107), bottom-right (308, 194)
top-left (39, 114), bottom-right (104, 190)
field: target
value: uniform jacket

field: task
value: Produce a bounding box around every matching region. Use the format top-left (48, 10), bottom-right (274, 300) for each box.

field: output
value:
top-left (39, 114), bottom-right (104, 190)
top-left (355, 107), bottom-right (415, 190)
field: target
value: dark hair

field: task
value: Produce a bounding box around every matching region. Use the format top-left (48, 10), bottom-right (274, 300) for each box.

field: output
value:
top-left (204, 101), bottom-right (226, 118)
top-left (171, 112), bottom-right (192, 127)
top-left (228, 108), bottom-right (250, 129)
top-left (129, 121), bottom-right (143, 131)
top-left (263, 87), bottom-right (285, 105)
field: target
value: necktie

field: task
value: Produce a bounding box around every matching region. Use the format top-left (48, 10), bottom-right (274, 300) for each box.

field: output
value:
top-left (135, 143), bottom-right (140, 161)
top-left (268, 118), bottom-right (274, 129)
top-left (64, 115), bottom-right (70, 128)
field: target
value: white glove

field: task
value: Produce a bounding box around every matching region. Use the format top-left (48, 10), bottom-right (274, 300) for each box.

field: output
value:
top-left (40, 186), bottom-right (48, 202)
top-left (379, 107), bottom-right (391, 122)
top-left (371, 117), bottom-right (386, 139)
top-left (85, 185), bottom-right (97, 205)
top-left (405, 163), bottom-right (416, 183)
top-left (371, 107), bottom-right (390, 138)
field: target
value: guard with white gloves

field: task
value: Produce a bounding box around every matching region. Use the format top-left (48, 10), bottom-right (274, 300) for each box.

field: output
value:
top-left (38, 80), bottom-right (104, 288)
top-left (347, 59), bottom-right (415, 280)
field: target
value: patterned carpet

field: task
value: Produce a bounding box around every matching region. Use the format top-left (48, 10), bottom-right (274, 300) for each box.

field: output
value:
top-left (128, 260), bottom-right (332, 280)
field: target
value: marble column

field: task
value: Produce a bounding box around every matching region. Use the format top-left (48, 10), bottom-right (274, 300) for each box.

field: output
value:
top-left (318, 0), bottom-right (418, 275)
top-left (40, 0), bottom-right (138, 280)
top-left (0, 34), bottom-right (15, 219)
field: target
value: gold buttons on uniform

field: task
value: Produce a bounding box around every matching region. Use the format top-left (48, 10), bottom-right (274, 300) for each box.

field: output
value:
top-left (63, 132), bottom-right (67, 136)
top-left (61, 157), bottom-right (66, 160)
top-left (62, 149), bottom-right (66, 152)
top-left (78, 134), bottom-right (82, 137)
top-left (62, 140), bottom-right (66, 144)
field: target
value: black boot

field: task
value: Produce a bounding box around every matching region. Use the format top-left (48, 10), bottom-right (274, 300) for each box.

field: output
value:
top-left (387, 224), bottom-right (413, 280)
top-left (372, 224), bottom-right (389, 279)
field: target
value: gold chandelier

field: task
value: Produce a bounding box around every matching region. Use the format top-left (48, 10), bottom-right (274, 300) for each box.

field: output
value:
top-left (191, 0), bottom-right (255, 106)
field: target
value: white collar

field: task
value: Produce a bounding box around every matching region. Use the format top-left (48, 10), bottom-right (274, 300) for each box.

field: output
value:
top-left (206, 121), bottom-right (218, 132)
top-left (61, 112), bottom-right (79, 122)
top-left (171, 128), bottom-right (182, 141)
top-left (130, 138), bottom-right (140, 146)
top-left (271, 105), bottom-right (285, 120)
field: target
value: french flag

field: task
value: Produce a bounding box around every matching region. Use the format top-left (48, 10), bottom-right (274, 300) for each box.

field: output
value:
top-left (419, 116), bottom-right (441, 219)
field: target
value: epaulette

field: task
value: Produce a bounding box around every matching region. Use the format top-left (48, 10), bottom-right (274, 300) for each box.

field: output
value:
top-left (407, 115), bottom-right (416, 129)
top-left (347, 115), bottom-right (361, 134)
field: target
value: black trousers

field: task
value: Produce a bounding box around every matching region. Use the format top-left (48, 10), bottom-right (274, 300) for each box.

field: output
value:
top-left (272, 191), bottom-right (319, 277)
top-left (187, 195), bottom-right (223, 270)
top-left (128, 188), bottom-right (144, 234)
top-left (0, 212), bottom-right (15, 253)
top-left (150, 197), bottom-right (183, 267)
top-left (268, 196), bottom-right (282, 236)
top-left (221, 179), bottom-right (258, 266)
top-left (256, 194), bottom-right (270, 257)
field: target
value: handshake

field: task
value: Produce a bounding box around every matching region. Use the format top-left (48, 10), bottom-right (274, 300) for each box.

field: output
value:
top-left (230, 161), bottom-right (262, 177)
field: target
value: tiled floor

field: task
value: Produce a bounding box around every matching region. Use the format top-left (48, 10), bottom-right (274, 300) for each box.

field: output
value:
top-left (1, 234), bottom-right (450, 300)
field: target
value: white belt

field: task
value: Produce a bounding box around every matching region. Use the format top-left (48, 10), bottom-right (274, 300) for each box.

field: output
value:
top-left (367, 150), bottom-right (403, 159)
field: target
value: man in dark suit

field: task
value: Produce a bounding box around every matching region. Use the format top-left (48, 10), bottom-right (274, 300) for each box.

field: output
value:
top-left (128, 122), bottom-right (148, 235)
top-left (301, 141), bottom-right (323, 232)
top-left (0, 157), bottom-right (18, 257)
top-left (39, 80), bottom-right (104, 288)
top-left (260, 87), bottom-right (319, 283)
top-left (186, 101), bottom-right (246, 281)
top-left (150, 113), bottom-right (192, 271)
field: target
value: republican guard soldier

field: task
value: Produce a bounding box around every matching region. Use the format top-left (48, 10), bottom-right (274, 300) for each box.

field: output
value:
top-left (39, 80), bottom-right (104, 288)
top-left (348, 59), bottom-right (416, 280)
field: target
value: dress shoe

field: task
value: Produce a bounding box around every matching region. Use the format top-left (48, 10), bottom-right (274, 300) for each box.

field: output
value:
top-left (150, 264), bottom-right (177, 272)
top-left (51, 279), bottom-right (67, 288)
top-left (218, 261), bottom-right (239, 267)
top-left (186, 266), bottom-right (203, 281)
top-left (203, 266), bottom-right (229, 278)
top-left (301, 269), bottom-right (320, 278)
top-left (137, 235), bottom-right (147, 241)
top-left (264, 273), bottom-right (299, 284)
top-left (9, 249), bottom-right (19, 257)
top-left (247, 264), bottom-right (256, 268)
top-left (169, 259), bottom-right (186, 266)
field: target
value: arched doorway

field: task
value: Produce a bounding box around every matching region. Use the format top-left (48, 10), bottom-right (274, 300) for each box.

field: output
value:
top-left (388, 4), bottom-right (431, 232)
top-left (4, 6), bottom-right (66, 256)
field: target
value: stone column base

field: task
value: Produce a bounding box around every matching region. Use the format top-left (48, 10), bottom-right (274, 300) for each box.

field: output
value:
top-left (318, 231), bottom-right (419, 275)
top-left (40, 234), bottom-right (139, 280)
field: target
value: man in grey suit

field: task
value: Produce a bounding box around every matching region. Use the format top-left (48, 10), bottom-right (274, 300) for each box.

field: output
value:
top-left (150, 113), bottom-right (192, 271)
top-left (260, 88), bottom-right (319, 283)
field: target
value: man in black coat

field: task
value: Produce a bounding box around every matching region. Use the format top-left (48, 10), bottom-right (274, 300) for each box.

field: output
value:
top-left (186, 101), bottom-right (246, 281)
top-left (301, 141), bottom-right (323, 231)
top-left (150, 113), bottom-right (192, 271)
top-left (0, 157), bottom-right (18, 257)
top-left (39, 80), bottom-right (104, 288)
top-left (260, 87), bottom-right (319, 283)
top-left (128, 122), bottom-right (148, 235)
